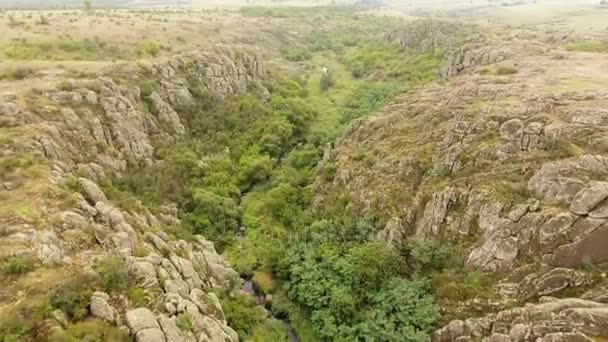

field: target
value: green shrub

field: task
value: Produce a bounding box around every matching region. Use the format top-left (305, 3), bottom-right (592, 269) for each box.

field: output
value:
top-left (319, 71), bottom-right (335, 91)
top-left (7, 15), bottom-right (26, 28)
top-left (57, 80), bottom-right (75, 91)
top-left (127, 287), bottom-right (149, 308)
top-left (405, 238), bottom-right (453, 274)
top-left (1, 254), bottom-right (37, 275)
top-left (4, 42), bottom-right (41, 60)
top-left (0, 315), bottom-right (30, 341)
top-left (50, 273), bottom-right (98, 321)
top-left (358, 278), bottom-right (440, 341)
top-left (341, 83), bottom-right (398, 122)
top-left (433, 269), bottom-right (496, 303)
top-left (135, 41), bottom-right (166, 58)
top-left (564, 40), bottom-right (608, 53)
top-left (273, 233), bottom-right (439, 341)
top-left (96, 256), bottom-right (136, 293)
top-left (281, 47), bottom-right (313, 62)
top-left (49, 320), bottom-right (130, 342)
top-left (175, 313), bottom-right (194, 332)
top-left (495, 66), bottom-right (518, 75)
top-left (237, 149), bottom-right (274, 191)
top-left (544, 138), bottom-right (584, 158)
top-left (221, 293), bottom-right (266, 338)
top-left (183, 189), bottom-right (240, 252)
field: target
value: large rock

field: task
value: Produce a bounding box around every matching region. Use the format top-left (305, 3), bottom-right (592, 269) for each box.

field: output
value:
top-left (157, 315), bottom-right (182, 342)
top-left (515, 268), bottom-right (593, 301)
top-left (190, 289), bottom-right (225, 321)
top-left (433, 298), bottom-right (608, 341)
top-left (148, 92), bottom-right (185, 135)
top-left (126, 308), bottom-right (160, 333)
top-left (136, 328), bottom-right (166, 342)
top-left (497, 119), bottom-right (545, 158)
top-left (90, 291), bottom-right (119, 324)
top-left (570, 181), bottom-right (608, 215)
top-left (78, 177), bottom-right (108, 204)
top-left (543, 224), bottom-right (608, 268)
top-left (376, 216), bottom-right (406, 248)
top-left (528, 160), bottom-right (586, 203)
top-left (131, 260), bottom-right (159, 289)
top-left (416, 188), bottom-right (457, 237)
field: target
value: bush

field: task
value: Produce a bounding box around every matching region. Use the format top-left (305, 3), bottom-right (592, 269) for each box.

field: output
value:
top-left (1, 254), bottom-right (37, 275)
top-left (405, 238), bottom-right (453, 274)
top-left (2, 66), bottom-right (34, 80)
top-left (183, 189), bottom-right (240, 251)
top-left (221, 293), bottom-right (266, 339)
top-left (96, 256), bottom-right (132, 293)
top-left (320, 71), bottom-right (335, 91)
top-left (564, 40), bottom-right (608, 53)
top-left (175, 313), bottom-right (194, 333)
top-left (272, 235), bottom-right (438, 341)
top-left (237, 150), bottom-right (274, 191)
top-left (495, 66), bottom-right (518, 75)
top-left (0, 315), bottom-right (30, 341)
top-left (49, 320), bottom-right (130, 342)
top-left (358, 278), bottom-right (440, 341)
top-left (36, 15), bottom-right (50, 25)
top-left (49, 273), bottom-right (98, 321)
top-left (544, 138), bottom-right (584, 158)
top-left (135, 41), bottom-right (166, 58)
top-left (341, 82), bottom-right (398, 122)
top-left (281, 47), bottom-right (313, 62)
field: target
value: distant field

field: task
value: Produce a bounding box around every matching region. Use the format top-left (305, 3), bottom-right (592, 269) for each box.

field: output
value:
top-left (1, 0), bottom-right (339, 10)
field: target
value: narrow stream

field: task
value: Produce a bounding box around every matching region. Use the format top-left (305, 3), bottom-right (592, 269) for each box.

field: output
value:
top-left (241, 279), bottom-right (299, 342)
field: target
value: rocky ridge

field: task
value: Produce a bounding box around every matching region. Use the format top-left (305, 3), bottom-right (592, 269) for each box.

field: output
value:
top-left (314, 23), bottom-right (608, 340)
top-left (0, 46), bottom-right (266, 341)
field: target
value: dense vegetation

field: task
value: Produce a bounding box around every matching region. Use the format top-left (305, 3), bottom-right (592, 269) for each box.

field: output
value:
top-left (1, 7), bottom-right (451, 342)
top-left (97, 12), bottom-right (450, 340)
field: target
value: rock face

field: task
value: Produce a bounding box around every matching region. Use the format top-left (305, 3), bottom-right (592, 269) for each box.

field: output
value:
top-left (417, 188), bottom-right (457, 237)
top-left (27, 47), bottom-right (266, 174)
top-left (440, 43), bottom-right (508, 77)
top-left (433, 298), bottom-right (608, 341)
top-left (497, 119), bottom-right (546, 158)
top-left (384, 20), bottom-right (461, 51)
top-left (569, 181), bottom-right (608, 216)
top-left (0, 47), bottom-right (259, 342)
top-left (311, 21), bottom-right (608, 340)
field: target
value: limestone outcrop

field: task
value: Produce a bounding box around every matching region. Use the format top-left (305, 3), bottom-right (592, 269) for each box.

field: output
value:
top-left (311, 24), bottom-right (608, 340)
top-left (0, 46), bottom-right (263, 341)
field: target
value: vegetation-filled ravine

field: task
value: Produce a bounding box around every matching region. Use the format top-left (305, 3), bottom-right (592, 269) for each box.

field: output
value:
top-left (93, 8), bottom-right (453, 341)
top-left (7, 2), bottom-right (608, 341)
top-left (0, 6), bottom-right (480, 342)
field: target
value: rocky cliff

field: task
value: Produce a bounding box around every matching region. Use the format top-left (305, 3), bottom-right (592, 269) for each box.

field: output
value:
top-left (314, 24), bottom-right (608, 341)
top-left (0, 46), bottom-right (266, 341)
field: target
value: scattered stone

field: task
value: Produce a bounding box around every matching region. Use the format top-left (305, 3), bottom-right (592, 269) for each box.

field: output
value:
top-left (90, 291), bottom-right (119, 324)
top-left (78, 177), bottom-right (108, 204)
top-left (52, 309), bottom-right (69, 328)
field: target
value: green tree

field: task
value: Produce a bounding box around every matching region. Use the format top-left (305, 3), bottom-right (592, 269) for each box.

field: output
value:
top-left (320, 70), bottom-right (335, 91)
top-left (359, 278), bottom-right (440, 341)
top-left (183, 189), bottom-right (239, 250)
top-left (84, 0), bottom-right (92, 11)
